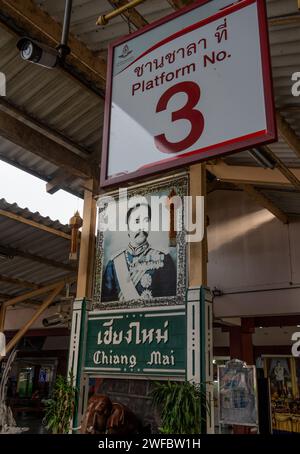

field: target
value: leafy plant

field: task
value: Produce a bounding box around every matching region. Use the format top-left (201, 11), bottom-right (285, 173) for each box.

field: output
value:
top-left (150, 380), bottom-right (210, 434)
top-left (43, 373), bottom-right (77, 434)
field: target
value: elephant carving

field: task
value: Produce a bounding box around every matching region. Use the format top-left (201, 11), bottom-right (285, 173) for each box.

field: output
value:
top-left (81, 394), bottom-right (112, 434)
top-left (106, 402), bottom-right (143, 435)
top-left (81, 394), bottom-right (151, 435)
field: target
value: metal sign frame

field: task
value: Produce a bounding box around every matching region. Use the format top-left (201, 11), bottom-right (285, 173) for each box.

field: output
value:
top-left (100, 0), bottom-right (276, 188)
top-left (68, 287), bottom-right (214, 431)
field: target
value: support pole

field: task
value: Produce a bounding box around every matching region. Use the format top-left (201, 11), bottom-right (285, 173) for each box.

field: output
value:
top-left (0, 306), bottom-right (6, 333)
top-left (76, 180), bottom-right (97, 299)
top-left (57, 0), bottom-right (73, 60)
top-left (189, 163), bottom-right (207, 287)
top-left (69, 179), bottom-right (96, 431)
top-left (61, 0), bottom-right (73, 47)
top-left (0, 276), bottom-right (75, 332)
top-left (229, 318), bottom-right (254, 365)
top-left (188, 164), bottom-right (213, 434)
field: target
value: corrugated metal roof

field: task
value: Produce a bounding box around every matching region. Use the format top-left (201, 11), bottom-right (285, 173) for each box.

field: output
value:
top-left (260, 187), bottom-right (300, 216)
top-left (0, 199), bottom-right (76, 301)
top-left (0, 24), bottom-right (104, 151)
top-left (35, 0), bottom-right (173, 52)
top-left (264, 1), bottom-right (300, 169)
top-left (0, 198), bottom-right (71, 232)
top-left (0, 135), bottom-right (86, 196)
top-left (225, 138), bottom-right (300, 169)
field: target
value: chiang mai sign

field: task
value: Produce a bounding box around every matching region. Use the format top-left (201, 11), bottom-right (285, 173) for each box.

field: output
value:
top-left (84, 306), bottom-right (186, 377)
top-left (101, 0), bottom-right (276, 187)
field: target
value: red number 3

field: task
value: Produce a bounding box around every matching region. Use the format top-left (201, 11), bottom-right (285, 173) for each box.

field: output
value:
top-left (154, 81), bottom-right (204, 154)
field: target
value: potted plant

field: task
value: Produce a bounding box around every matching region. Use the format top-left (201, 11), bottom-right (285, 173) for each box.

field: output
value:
top-left (150, 380), bottom-right (210, 434)
top-left (43, 373), bottom-right (77, 434)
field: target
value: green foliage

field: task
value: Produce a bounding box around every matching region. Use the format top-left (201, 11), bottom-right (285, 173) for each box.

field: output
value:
top-left (150, 380), bottom-right (209, 434)
top-left (43, 373), bottom-right (77, 434)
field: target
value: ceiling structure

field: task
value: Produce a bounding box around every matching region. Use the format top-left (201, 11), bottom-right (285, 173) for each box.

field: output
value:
top-left (0, 0), bottom-right (299, 220)
top-left (0, 198), bottom-right (77, 305)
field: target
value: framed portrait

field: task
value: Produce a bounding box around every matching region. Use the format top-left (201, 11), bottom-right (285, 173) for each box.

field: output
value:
top-left (263, 356), bottom-right (300, 433)
top-left (263, 356), bottom-right (294, 400)
top-left (93, 175), bottom-right (188, 310)
top-left (218, 360), bottom-right (258, 427)
top-left (295, 357), bottom-right (300, 399)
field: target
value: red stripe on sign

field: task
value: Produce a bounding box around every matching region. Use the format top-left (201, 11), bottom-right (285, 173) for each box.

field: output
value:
top-left (138, 129), bottom-right (267, 170)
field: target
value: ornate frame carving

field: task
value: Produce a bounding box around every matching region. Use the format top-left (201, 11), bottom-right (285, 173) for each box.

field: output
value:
top-left (93, 174), bottom-right (188, 310)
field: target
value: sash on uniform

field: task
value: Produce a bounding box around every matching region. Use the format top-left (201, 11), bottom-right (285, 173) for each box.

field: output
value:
top-left (114, 253), bottom-right (140, 301)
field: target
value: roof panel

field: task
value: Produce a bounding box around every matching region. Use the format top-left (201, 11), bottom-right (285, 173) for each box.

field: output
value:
top-left (0, 199), bottom-right (76, 300)
top-left (261, 188), bottom-right (300, 215)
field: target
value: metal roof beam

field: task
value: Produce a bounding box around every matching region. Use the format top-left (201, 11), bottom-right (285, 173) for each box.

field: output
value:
top-left (0, 292), bottom-right (41, 306)
top-left (276, 111), bottom-right (300, 161)
top-left (269, 13), bottom-right (300, 27)
top-left (0, 98), bottom-right (90, 160)
top-left (207, 161), bottom-right (300, 186)
top-left (0, 275), bottom-right (75, 310)
top-left (0, 207), bottom-right (72, 240)
top-left (238, 183), bottom-right (289, 224)
top-left (263, 145), bottom-right (300, 191)
top-left (46, 169), bottom-right (75, 195)
top-left (0, 282), bottom-right (65, 359)
top-left (0, 274), bottom-right (39, 289)
top-left (0, 110), bottom-right (94, 180)
top-left (0, 244), bottom-right (75, 272)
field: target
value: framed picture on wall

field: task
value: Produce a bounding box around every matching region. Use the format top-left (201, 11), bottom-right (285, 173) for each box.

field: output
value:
top-left (218, 359), bottom-right (258, 427)
top-left (263, 356), bottom-right (295, 400)
top-left (93, 175), bottom-right (188, 310)
top-left (295, 357), bottom-right (300, 399)
top-left (263, 356), bottom-right (300, 433)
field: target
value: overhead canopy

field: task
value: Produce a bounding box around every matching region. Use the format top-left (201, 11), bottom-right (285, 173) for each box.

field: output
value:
top-left (0, 198), bottom-right (76, 305)
top-left (0, 0), bottom-right (299, 219)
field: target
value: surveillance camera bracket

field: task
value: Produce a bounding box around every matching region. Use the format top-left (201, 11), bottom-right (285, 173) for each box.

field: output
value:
top-left (56, 43), bottom-right (71, 61)
top-left (58, 0), bottom-right (73, 63)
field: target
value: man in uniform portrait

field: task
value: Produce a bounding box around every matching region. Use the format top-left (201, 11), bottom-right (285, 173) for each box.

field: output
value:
top-left (101, 202), bottom-right (176, 302)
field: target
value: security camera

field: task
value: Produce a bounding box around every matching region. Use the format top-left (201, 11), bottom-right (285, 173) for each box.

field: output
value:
top-left (17, 37), bottom-right (58, 69)
top-left (42, 312), bottom-right (70, 327)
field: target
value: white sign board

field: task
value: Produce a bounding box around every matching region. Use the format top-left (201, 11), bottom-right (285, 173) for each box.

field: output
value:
top-left (101, 0), bottom-right (276, 187)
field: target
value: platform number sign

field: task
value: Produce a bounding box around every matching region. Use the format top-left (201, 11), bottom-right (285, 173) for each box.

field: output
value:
top-left (101, 0), bottom-right (276, 187)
